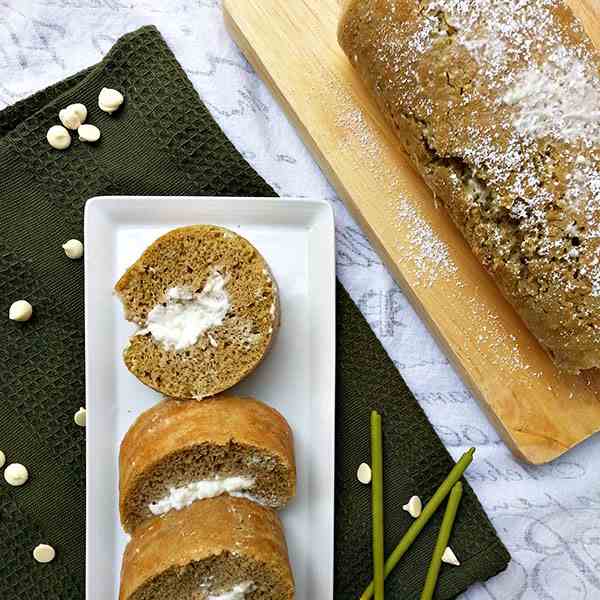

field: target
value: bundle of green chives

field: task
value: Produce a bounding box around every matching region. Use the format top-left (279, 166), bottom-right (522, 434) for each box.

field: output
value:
top-left (360, 447), bottom-right (475, 600)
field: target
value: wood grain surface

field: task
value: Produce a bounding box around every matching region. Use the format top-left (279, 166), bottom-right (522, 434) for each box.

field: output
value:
top-left (224, 0), bottom-right (600, 464)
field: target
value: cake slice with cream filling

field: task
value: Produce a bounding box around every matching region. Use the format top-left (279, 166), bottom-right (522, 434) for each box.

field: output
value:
top-left (119, 395), bottom-right (296, 534)
top-left (115, 224), bottom-right (279, 398)
top-left (119, 496), bottom-right (294, 600)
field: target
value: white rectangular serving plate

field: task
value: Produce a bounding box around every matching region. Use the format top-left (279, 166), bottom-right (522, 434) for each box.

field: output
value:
top-left (84, 196), bottom-right (335, 600)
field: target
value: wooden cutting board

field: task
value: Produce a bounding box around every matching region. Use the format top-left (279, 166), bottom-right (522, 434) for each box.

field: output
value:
top-left (224, 0), bottom-right (600, 464)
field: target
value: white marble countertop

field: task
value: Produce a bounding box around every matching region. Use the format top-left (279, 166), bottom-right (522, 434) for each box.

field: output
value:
top-left (2, 1), bottom-right (600, 598)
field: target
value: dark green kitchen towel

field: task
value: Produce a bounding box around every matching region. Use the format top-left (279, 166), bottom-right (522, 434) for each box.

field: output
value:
top-left (0, 26), bottom-right (509, 599)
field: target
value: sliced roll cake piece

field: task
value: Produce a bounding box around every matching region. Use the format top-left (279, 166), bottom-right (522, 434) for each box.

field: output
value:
top-left (115, 225), bottom-right (280, 398)
top-left (119, 495), bottom-right (294, 600)
top-left (119, 395), bottom-right (296, 533)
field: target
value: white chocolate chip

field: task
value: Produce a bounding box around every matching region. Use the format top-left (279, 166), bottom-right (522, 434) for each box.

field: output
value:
top-left (33, 544), bottom-right (56, 563)
top-left (62, 239), bottom-right (84, 259)
top-left (0, 451), bottom-right (5, 469)
top-left (442, 546), bottom-right (460, 566)
top-left (78, 124), bottom-right (101, 142)
top-left (4, 463), bottom-right (29, 486)
top-left (59, 103), bottom-right (87, 129)
top-left (357, 462), bottom-right (372, 485)
top-left (402, 495), bottom-right (423, 518)
top-left (9, 300), bottom-right (33, 322)
top-left (47, 125), bottom-right (71, 150)
top-left (98, 87), bottom-right (124, 113)
top-left (74, 407), bottom-right (86, 427)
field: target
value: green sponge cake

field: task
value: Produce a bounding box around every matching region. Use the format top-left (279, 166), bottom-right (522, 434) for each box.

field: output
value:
top-left (119, 395), bottom-right (296, 534)
top-left (119, 495), bottom-right (295, 600)
top-left (115, 225), bottom-right (280, 398)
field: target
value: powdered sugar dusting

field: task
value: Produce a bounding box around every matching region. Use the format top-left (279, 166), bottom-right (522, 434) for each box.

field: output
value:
top-left (431, 0), bottom-right (560, 81)
top-left (504, 53), bottom-right (600, 143)
top-left (331, 82), bottom-right (457, 288)
top-left (335, 104), bottom-right (386, 165)
top-left (392, 198), bottom-right (458, 287)
top-left (465, 296), bottom-right (541, 377)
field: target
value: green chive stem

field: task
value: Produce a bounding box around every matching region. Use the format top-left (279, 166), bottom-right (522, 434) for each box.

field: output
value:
top-left (360, 448), bottom-right (475, 600)
top-left (371, 410), bottom-right (385, 600)
top-left (420, 481), bottom-right (464, 600)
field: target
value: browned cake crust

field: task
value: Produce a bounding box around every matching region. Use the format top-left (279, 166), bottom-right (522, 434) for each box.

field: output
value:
top-left (119, 495), bottom-right (295, 600)
top-left (339, 0), bottom-right (600, 371)
top-left (115, 225), bottom-right (280, 397)
top-left (120, 395), bottom-right (296, 533)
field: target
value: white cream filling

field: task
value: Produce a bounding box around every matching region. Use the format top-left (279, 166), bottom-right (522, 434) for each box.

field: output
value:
top-left (138, 271), bottom-right (229, 351)
top-left (148, 476), bottom-right (255, 516)
top-left (207, 581), bottom-right (256, 600)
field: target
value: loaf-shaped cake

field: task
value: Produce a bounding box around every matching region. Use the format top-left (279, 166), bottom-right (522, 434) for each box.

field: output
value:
top-left (119, 495), bottom-right (295, 600)
top-left (115, 225), bottom-right (280, 397)
top-left (339, 0), bottom-right (600, 371)
top-left (119, 395), bottom-right (296, 533)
